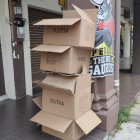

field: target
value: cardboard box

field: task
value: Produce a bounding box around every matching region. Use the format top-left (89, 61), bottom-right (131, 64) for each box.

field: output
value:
top-left (32, 96), bottom-right (42, 109)
top-left (63, 8), bottom-right (97, 24)
top-left (40, 70), bottom-right (91, 120)
top-left (34, 5), bottom-right (97, 48)
top-left (42, 122), bottom-right (83, 140)
top-left (31, 110), bottom-right (101, 140)
top-left (42, 88), bottom-right (91, 120)
top-left (32, 45), bottom-right (91, 74)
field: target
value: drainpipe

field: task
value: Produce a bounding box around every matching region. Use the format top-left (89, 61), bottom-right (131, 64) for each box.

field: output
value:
top-left (114, 0), bottom-right (121, 97)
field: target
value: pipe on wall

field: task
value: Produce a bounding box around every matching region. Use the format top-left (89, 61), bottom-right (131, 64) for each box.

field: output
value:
top-left (114, 0), bottom-right (121, 97)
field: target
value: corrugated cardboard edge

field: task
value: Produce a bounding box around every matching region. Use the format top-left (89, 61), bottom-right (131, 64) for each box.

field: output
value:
top-left (76, 110), bottom-right (102, 135)
top-left (32, 96), bottom-right (42, 109)
top-left (34, 18), bottom-right (81, 26)
top-left (46, 66), bottom-right (88, 77)
top-left (31, 110), bottom-right (101, 135)
top-left (81, 66), bottom-right (88, 75)
top-left (31, 45), bottom-right (71, 53)
top-left (42, 74), bottom-right (76, 95)
top-left (72, 4), bottom-right (94, 24)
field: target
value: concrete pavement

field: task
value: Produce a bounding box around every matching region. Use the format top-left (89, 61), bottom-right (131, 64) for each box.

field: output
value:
top-left (108, 122), bottom-right (140, 140)
top-left (108, 92), bottom-right (140, 140)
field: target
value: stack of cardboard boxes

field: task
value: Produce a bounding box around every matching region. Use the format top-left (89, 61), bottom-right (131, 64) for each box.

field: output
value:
top-left (31, 5), bottom-right (101, 140)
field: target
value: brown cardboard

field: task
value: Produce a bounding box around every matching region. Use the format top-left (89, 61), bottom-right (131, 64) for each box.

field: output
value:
top-left (32, 45), bottom-right (91, 74)
top-left (31, 110), bottom-right (101, 140)
top-left (75, 110), bottom-right (101, 135)
top-left (35, 18), bottom-right (81, 26)
top-left (31, 111), bottom-right (72, 133)
top-left (32, 96), bottom-right (42, 109)
top-left (34, 5), bottom-right (97, 48)
top-left (41, 72), bottom-right (91, 119)
top-left (32, 90), bottom-right (91, 120)
top-left (42, 122), bottom-right (83, 140)
top-left (63, 9), bottom-right (97, 24)
top-left (33, 97), bottom-right (42, 107)
top-left (42, 70), bottom-right (91, 95)
top-left (42, 88), bottom-right (91, 120)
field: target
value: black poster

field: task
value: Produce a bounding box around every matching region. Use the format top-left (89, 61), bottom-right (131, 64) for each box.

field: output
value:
top-left (89, 0), bottom-right (115, 77)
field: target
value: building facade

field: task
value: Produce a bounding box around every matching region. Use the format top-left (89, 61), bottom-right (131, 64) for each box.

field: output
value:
top-left (2, 0), bottom-right (140, 134)
top-left (0, 0), bottom-right (62, 100)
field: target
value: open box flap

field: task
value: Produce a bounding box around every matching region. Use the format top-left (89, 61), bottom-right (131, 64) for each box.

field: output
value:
top-left (63, 9), bottom-right (97, 25)
top-left (32, 96), bottom-right (42, 109)
top-left (32, 45), bottom-right (71, 53)
top-left (74, 66), bottom-right (91, 94)
top-left (42, 73), bottom-right (77, 95)
top-left (72, 4), bottom-right (94, 24)
top-left (75, 110), bottom-right (102, 135)
top-left (31, 111), bottom-right (73, 133)
top-left (81, 66), bottom-right (88, 75)
top-left (34, 18), bottom-right (81, 26)
top-left (47, 71), bottom-right (80, 77)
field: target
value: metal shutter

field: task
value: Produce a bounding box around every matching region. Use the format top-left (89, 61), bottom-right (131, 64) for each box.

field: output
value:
top-left (28, 8), bottom-right (62, 92)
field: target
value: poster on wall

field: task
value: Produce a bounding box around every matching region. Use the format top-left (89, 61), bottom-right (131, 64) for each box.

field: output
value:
top-left (89, 0), bottom-right (115, 78)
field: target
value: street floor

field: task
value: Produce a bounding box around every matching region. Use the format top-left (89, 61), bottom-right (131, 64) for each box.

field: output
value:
top-left (0, 96), bottom-right (104, 140)
top-left (109, 122), bottom-right (140, 140)
top-left (0, 72), bottom-right (140, 140)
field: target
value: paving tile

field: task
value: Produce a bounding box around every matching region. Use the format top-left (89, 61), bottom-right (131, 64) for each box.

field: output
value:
top-left (2, 136), bottom-right (21, 140)
top-left (120, 73), bottom-right (140, 106)
top-left (0, 116), bottom-right (26, 135)
top-left (0, 98), bottom-right (39, 135)
top-left (80, 135), bottom-right (94, 140)
top-left (130, 116), bottom-right (140, 123)
top-left (30, 131), bottom-right (59, 140)
top-left (0, 96), bottom-right (108, 140)
top-left (130, 103), bottom-right (140, 123)
top-left (87, 129), bottom-right (108, 140)
top-left (12, 124), bottom-right (40, 140)
top-left (0, 97), bottom-right (39, 120)
top-left (110, 122), bottom-right (140, 140)
top-left (0, 132), bottom-right (7, 140)
top-left (131, 104), bottom-right (140, 116)
top-left (136, 95), bottom-right (140, 104)
top-left (12, 123), bottom-right (59, 140)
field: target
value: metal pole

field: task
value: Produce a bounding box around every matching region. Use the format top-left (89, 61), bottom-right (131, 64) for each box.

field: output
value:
top-left (114, 0), bottom-right (121, 97)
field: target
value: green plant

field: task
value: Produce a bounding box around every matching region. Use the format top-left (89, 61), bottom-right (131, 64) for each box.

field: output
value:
top-left (114, 98), bottom-right (137, 134)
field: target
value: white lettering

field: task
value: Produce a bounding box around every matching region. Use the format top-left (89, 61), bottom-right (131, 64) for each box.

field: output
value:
top-left (94, 65), bottom-right (101, 75)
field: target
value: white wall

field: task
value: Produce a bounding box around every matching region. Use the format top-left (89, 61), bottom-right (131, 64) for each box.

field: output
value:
top-left (121, 0), bottom-right (133, 19)
top-left (121, 0), bottom-right (133, 59)
top-left (124, 23), bottom-right (131, 58)
top-left (0, 0), bottom-right (16, 99)
top-left (22, 0), bottom-right (62, 96)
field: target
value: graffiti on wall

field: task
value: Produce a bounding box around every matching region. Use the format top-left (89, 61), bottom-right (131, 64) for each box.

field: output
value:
top-left (89, 0), bottom-right (115, 77)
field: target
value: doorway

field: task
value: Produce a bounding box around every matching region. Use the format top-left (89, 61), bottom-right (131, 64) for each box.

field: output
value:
top-left (120, 22), bottom-right (133, 72)
top-left (0, 40), bottom-right (6, 96)
top-left (120, 0), bottom-right (133, 72)
top-left (28, 7), bottom-right (62, 95)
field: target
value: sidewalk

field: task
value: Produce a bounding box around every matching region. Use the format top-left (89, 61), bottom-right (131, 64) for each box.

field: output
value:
top-left (108, 92), bottom-right (140, 140)
top-left (108, 122), bottom-right (140, 140)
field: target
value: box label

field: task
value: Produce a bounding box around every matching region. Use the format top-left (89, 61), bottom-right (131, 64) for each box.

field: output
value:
top-left (78, 56), bottom-right (86, 62)
top-left (50, 98), bottom-right (64, 106)
top-left (46, 54), bottom-right (63, 65)
top-left (53, 26), bottom-right (69, 33)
